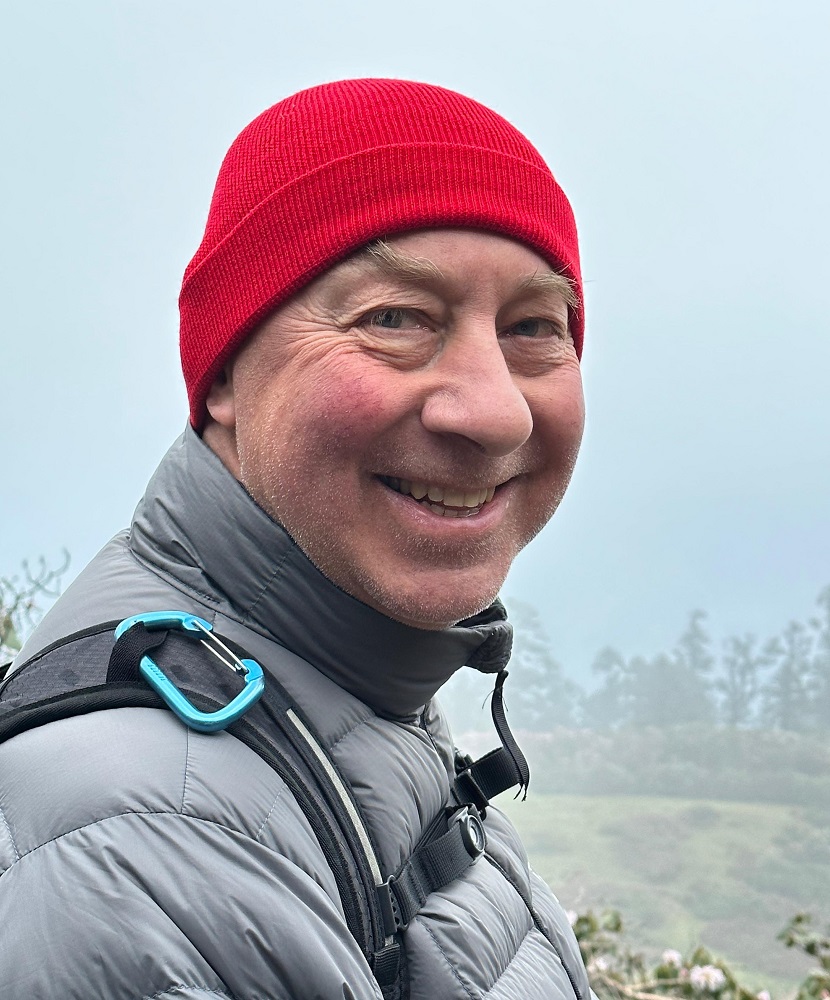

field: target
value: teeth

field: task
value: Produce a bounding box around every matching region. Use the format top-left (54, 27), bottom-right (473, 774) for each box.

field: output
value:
top-left (427, 504), bottom-right (479, 518)
top-left (383, 476), bottom-right (498, 510)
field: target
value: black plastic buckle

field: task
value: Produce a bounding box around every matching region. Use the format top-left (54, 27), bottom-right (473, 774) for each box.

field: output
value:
top-left (377, 879), bottom-right (404, 936)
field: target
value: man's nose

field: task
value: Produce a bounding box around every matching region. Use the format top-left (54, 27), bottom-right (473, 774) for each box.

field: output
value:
top-left (419, 331), bottom-right (533, 456)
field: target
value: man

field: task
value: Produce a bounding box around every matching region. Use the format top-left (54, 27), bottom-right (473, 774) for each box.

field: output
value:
top-left (0, 79), bottom-right (588, 999)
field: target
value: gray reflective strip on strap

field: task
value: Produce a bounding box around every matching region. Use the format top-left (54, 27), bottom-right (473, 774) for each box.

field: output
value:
top-left (286, 709), bottom-right (384, 886)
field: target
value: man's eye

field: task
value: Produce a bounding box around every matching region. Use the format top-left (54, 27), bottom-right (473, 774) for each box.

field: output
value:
top-left (363, 308), bottom-right (419, 330)
top-left (505, 318), bottom-right (563, 339)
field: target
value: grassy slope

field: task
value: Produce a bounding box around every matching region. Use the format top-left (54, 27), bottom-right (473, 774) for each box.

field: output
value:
top-left (499, 794), bottom-right (827, 994)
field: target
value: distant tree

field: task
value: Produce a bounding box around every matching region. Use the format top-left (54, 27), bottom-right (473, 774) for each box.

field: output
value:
top-left (0, 554), bottom-right (68, 662)
top-left (445, 586), bottom-right (830, 735)
top-left (506, 598), bottom-right (579, 730)
top-left (624, 654), bottom-right (678, 727)
top-left (583, 617), bottom-right (716, 729)
top-left (672, 609), bottom-right (716, 721)
top-left (625, 649), bottom-right (714, 727)
top-left (762, 621), bottom-right (813, 731)
top-left (716, 634), bottom-right (768, 727)
top-left (806, 586), bottom-right (830, 730)
top-left (675, 609), bottom-right (715, 677)
top-left (583, 646), bottom-right (629, 728)
top-left (599, 612), bottom-right (717, 728)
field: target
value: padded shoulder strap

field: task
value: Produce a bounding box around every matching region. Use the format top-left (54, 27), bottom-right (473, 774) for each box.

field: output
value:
top-left (0, 623), bottom-right (143, 742)
top-left (0, 619), bottom-right (409, 1000)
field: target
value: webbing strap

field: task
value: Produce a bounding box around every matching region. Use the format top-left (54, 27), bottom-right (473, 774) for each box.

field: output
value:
top-left (452, 669), bottom-right (530, 811)
top-left (490, 670), bottom-right (530, 798)
top-left (106, 623), bottom-right (168, 684)
top-left (371, 943), bottom-right (402, 990)
top-left (379, 807), bottom-right (486, 934)
top-left (454, 747), bottom-right (521, 811)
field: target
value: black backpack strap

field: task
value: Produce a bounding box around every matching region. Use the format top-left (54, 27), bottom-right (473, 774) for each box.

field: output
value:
top-left (2, 617), bottom-right (530, 1000)
top-left (0, 617), bottom-right (409, 997)
top-left (0, 622), bottom-right (138, 735)
top-left (371, 944), bottom-right (403, 997)
top-left (0, 682), bottom-right (162, 744)
top-left (377, 804), bottom-right (487, 935)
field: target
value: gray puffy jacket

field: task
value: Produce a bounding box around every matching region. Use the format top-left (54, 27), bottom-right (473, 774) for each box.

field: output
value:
top-left (0, 429), bottom-right (590, 1000)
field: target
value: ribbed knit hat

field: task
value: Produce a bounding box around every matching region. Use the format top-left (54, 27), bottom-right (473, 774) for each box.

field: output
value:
top-left (180, 78), bottom-right (583, 429)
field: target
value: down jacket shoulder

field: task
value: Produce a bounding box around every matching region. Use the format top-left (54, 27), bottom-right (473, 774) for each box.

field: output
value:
top-left (0, 432), bottom-right (591, 999)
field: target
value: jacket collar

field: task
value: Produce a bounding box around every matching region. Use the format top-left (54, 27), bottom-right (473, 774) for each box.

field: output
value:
top-left (130, 427), bottom-right (512, 717)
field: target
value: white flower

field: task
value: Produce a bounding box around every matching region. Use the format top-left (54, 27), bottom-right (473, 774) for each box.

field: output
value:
top-left (662, 950), bottom-right (683, 968)
top-left (757, 990), bottom-right (771, 1000)
top-left (689, 965), bottom-right (727, 991)
top-left (589, 955), bottom-right (611, 973)
top-left (565, 910), bottom-right (578, 927)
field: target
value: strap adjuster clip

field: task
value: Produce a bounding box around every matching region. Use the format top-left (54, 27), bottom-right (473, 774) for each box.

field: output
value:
top-left (377, 878), bottom-right (404, 935)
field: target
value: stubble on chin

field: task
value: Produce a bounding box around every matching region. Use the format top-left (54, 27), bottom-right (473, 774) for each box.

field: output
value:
top-left (234, 420), bottom-right (571, 630)
top-left (237, 454), bottom-right (500, 630)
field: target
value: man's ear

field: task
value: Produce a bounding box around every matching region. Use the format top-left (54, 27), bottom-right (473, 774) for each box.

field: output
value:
top-left (205, 365), bottom-right (236, 429)
top-left (202, 365), bottom-right (242, 478)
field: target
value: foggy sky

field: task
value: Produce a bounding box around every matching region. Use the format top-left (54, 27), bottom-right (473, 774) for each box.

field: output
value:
top-left (2, 0), bottom-right (828, 682)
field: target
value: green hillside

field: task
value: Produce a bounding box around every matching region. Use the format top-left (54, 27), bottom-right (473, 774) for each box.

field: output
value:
top-left (500, 794), bottom-right (827, 995)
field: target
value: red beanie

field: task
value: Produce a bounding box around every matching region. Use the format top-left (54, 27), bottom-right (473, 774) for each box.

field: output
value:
top-left (179, 78), bottom-right (583, 429)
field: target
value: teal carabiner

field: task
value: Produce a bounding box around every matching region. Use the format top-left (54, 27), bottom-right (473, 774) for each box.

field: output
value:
top-left (114, 611), bottom-right (264, 733)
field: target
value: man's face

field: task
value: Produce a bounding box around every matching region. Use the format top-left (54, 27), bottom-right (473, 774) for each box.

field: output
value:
top-left (217, 229), bottom-right (585, 629)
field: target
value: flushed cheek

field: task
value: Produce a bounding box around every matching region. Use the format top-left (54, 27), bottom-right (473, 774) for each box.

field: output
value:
top-left (292, 370), bottom-right (406, 462)
top-left (253, 405), bottom-right (396, 536)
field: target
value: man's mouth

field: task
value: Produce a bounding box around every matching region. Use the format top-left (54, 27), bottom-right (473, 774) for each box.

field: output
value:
top-left (379, 476), bottom-right (497, 518)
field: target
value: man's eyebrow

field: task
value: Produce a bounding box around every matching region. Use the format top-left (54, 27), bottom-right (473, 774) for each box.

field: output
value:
top-left (518, 271), bottom-right (580, 310)
top-left (352, 239), bottom-right (445, 282)
top-left (349, 238), bottom-right (580, 310)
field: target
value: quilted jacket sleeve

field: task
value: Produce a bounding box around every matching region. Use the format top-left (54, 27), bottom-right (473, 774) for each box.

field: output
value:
top-left (0, 708), bottom-right (382, 1000)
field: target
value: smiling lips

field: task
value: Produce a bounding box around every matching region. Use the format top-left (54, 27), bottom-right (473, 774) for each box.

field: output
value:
top-left (381, 476), bottom-right (498, 518)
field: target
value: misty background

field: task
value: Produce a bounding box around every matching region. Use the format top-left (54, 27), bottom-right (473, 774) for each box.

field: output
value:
top-left (3, 0), bottom-right (828, 685)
